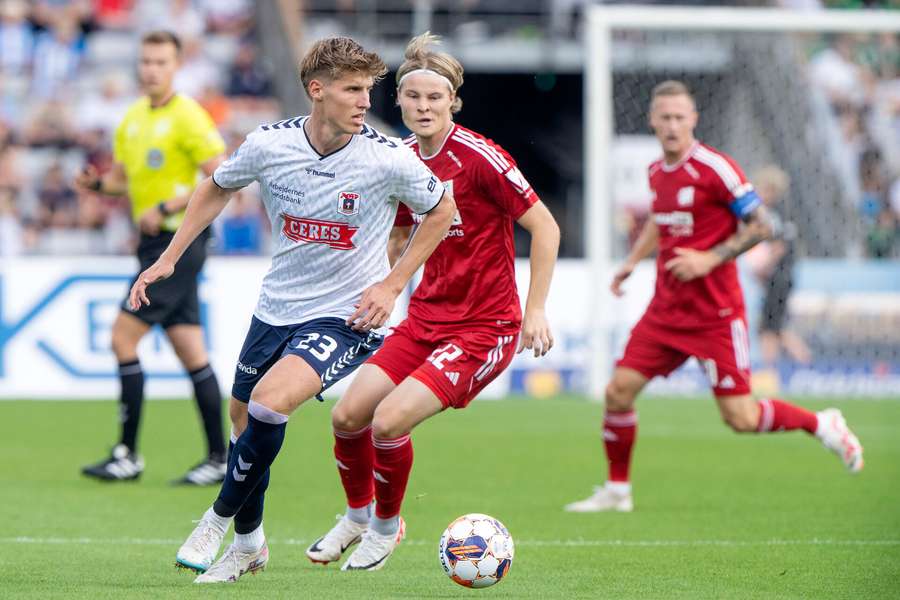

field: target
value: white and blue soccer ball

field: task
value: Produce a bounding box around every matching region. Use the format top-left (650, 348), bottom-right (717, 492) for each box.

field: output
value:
top-left (438, 513), bottom-right (514, 589)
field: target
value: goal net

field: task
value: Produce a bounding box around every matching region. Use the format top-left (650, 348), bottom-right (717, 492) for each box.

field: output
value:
top-left (584, 6), bottom-right (900, 399)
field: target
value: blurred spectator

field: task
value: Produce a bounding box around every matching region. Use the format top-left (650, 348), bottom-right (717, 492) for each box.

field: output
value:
top-left (23, 99), bottom-right (78, 148)
top-left (0, 188), bottom-right (25, 256)
top-left (866, 209), bottom-right (897, 258)
top-left (747, 165), bottom-right (811, 368)
top-left (198, 0), bottom-right (254, 35)
top-left (0, 0), bottom-right (34, 76)
top-left (219, 189), bottom-right (265, 254)
top-left (133, 0), bottom-right (205, 39)
top-left (91, 0), bottom-right (133, 30)
top-left (198, 84), bottom-right (231, 126)
top-left (37, 162), bottom-right (78, 229)
top-left (0, 121), bottom-right (25, 194)
top-left (76, 72), bottom-right (133, 137)
top-left (31, 14), bottom-right (85, 98)
top-left (859, 147), bottom-right (887, 223)
top-left (227, 43), bottom-right (273, 98)
top-left (173, 37), bottom-right (221, 99)
top-left (808, 33), bottom-right (873, 109)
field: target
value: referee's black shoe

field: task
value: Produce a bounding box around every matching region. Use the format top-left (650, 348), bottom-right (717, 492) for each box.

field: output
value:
top-left (81, 444), bottom-right (144, 481)
top-left (172, 456), bottom-right (227, 486)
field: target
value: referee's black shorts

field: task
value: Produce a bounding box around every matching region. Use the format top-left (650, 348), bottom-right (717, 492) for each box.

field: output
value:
top-left (120, 228), bottom-right (211, 329)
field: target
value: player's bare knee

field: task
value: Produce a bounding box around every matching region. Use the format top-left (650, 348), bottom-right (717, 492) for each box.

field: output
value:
top-left (248, 387), bottom-right (291, 417)
top-left (331, 403), bottom-right (369, 433)
top-left (605, 381), bottom-right (636, 412)
top-left (371, 408), bottom-right (408, 440)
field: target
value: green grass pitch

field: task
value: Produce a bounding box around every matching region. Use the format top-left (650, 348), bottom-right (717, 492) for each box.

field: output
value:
top-left (1, 396), bottom-right (898, 599)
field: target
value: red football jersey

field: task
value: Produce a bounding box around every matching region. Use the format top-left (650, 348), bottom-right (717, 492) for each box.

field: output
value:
top-left (395, 124), bottom-right (538, 329)
top-left (644, 142), bottom-right (761, 329)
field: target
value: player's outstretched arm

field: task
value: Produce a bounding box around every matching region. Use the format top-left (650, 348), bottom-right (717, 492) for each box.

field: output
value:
top-left (128, 177), bottom-right (234, 309)
top-left (612, 219), bottom-right (659, 296)
top-left (664, 205), bottom-right (773, 282)
top-left (347, 192), bottom-right (456, 331)
top-left (515, 200), bottom-right (560, 357)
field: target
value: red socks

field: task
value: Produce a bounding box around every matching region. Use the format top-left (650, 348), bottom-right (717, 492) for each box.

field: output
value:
top-left (757, 398), bottom-right (818, 434)
top-left (333, 426), bottom-right (374, 509)
top-left (373, 434), bottom-right (413, 519)
top-left (604, 410), bottom-right (637, 483)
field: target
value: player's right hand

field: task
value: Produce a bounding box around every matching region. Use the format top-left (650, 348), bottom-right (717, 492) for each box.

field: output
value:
top-left (128, 259), bottom-right (175, 310)
top-left (610, 263), bottom-right (635, 297)
top-left (74, 165), bottom-right (100, 192)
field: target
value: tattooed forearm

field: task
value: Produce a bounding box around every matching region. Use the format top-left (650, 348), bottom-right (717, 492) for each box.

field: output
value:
top-left (711, 206), bottom-right (773, 263)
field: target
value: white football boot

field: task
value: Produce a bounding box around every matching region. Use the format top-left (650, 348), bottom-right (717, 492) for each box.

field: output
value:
top-left (194, 543), bottom-right (269, 583)
top-left (341, 517), bottom-right (406, 571)
top-left (564, 484), bottom-right (633, 513)
top-left (815, 408), bottom-right (864, 473)
top-left (175, 515), bottom-right (229, 573)
top-left (306, 515), bottom-right (368, 565)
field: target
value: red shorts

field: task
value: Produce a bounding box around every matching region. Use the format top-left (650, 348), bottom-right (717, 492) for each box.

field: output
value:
top-left (616, 315), bottom-right (752, 396)
top-left (368, 318), bottom-right (520, 409)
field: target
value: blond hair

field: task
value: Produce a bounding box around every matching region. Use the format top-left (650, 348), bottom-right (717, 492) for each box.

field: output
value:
top-left (753, 165), bottom-right (791, 197)
top-left (299, 37), bottom-right (387, 98)
top-left (651, 80), bottom-right (696, 107)
top-left (396, 32), bottom-right (464, 113)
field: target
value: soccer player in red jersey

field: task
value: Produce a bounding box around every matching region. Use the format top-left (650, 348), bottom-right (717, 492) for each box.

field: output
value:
top-left (306, 32), bottom-right (560, 570)
top-left (564, 80), bottom-right (864, 514)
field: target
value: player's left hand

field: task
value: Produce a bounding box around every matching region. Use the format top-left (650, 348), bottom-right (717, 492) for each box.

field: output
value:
top-left (518, 308), bottom-right (554, 357)
top-left (348, 281), bottom-right (398, 331)
top-left (664, 247), bottom-right (720, 282)
top-left (138, 206), bottom-right (164, 235)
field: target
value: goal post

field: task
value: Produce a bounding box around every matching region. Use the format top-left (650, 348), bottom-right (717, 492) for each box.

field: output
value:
top-left (585, 6), bottom-right (900, 399)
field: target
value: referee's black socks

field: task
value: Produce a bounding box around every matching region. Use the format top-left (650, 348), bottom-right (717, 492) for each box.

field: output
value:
top-left (118, 359), bottom-right (144, 453)
top-left (190, 364), bottom-right (226, 462)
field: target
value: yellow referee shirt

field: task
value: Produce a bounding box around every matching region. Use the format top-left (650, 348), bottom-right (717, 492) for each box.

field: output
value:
top-left (113, 94), bottom-right (226, 232)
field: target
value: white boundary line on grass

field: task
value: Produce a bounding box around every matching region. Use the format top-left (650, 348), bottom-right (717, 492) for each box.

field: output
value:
top-left (4, 536), bottom-right (899, 548)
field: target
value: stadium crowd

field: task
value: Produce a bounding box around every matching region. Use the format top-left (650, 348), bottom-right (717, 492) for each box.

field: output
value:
top-left (0, 0), bottom-right (276, 257)
top-left (1, 0), bottom-right (899, 260)
top-left (807, 30), bottom-right (900, 258)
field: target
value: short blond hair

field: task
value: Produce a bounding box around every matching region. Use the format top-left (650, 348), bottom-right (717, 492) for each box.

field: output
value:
top-left (651, 80), bottom-right (695, 107)
top-left (396, 32), bottom-right (464, 113)
top-left (753, 165), bottom-right (791, 197)
top-left (299, 37), bottom-right (387, 98)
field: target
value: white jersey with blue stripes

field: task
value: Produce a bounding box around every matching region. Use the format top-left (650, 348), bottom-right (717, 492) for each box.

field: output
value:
top-left (213, 117), bottom-right (443, 326)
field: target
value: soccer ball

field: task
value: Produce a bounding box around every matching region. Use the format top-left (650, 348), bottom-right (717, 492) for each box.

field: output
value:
top-left (438, 513), bottom-right (514, 589)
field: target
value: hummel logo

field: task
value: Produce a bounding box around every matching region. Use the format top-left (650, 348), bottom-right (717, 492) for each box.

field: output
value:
top-left (374, 471), bottom-right (389, 484)
top-left (233, 454), bottom-right (253, 481)
top-left (445, 371), bottom-right (460, 386)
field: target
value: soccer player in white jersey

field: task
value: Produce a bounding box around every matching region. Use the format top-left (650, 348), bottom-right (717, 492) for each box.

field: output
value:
top-left (128, 37), bottom-right (456, 583)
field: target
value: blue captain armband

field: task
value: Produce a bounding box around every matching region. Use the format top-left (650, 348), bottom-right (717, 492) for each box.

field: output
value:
top-left (729, 187), bottom-right (762, 220)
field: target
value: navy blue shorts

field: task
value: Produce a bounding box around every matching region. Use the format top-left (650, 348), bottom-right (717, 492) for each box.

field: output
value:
top-left (231, 316), bottom-right (384, 403)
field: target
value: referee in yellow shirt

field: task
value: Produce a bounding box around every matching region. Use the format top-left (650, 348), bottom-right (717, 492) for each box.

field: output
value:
top-left (76, 31), bottom-right (228, 485)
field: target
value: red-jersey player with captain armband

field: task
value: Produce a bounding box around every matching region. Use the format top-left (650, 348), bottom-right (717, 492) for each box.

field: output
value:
top-left (306, 32), bottom-right (560, 570)
top-left (565, 80), bottom-right (863, 514)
